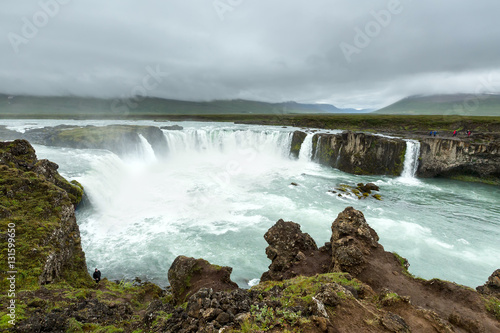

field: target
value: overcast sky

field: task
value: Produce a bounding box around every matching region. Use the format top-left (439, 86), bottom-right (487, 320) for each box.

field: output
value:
top-left (1, 0), bottom-right (500, 108)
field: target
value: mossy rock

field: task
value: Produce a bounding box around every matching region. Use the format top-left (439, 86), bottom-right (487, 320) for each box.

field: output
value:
top-left (0, 140), bottom-right (93, 291)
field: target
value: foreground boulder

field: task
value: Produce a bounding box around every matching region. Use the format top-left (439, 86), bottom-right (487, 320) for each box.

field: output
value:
top-left (330, 207), bottom-right (379, 275)
top-left (0, 140), bottom-right (92, 288)
top-left (167, 256), bottom-right (238, 304)
top-left (477, 269), bottom-right (500, 297)
top-left (260, 219), bottom-right (330, 282)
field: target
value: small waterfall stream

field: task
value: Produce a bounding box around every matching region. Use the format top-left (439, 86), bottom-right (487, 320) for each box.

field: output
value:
top-left (401, 140), bottom-right (421, 178)
top-left (298, 133), bottom-right (315, 162)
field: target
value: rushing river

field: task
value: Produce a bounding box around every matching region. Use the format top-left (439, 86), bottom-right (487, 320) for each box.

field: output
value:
top-left (3, 119), bottom-right (500, 288)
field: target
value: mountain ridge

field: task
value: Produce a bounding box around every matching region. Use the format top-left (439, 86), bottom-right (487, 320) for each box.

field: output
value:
top-left (375, 93), bottom-right (500, 116)
top-left (0, 94), bottom-right (372, 116)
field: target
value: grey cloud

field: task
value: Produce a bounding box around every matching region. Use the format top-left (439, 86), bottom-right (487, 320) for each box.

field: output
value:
top-left (1, 0), bottom-right (499, 109)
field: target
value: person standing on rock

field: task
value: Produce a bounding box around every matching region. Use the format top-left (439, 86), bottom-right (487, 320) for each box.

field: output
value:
top-left (93, 268), bottom-right (101, 283)
top-left (453, 130), bottom-right (457, 137)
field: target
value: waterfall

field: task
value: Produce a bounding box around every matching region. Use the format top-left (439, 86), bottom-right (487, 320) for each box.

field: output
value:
top-left (401, 140), bottom-right (421, 178)
top-left (138, 134), bottom-right (157, 162)
top-left (313, 136), bottom-right (322, 162)
top-left (298, 133), bottom-right (314, 162)
top-left (335, 144), bottom-right (343, 168)
top-left (162, 128), bottom-right (293, 158)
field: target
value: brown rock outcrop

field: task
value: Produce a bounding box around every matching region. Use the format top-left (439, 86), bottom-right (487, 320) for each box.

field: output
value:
top-left (330, 207), bottom-right (379, 275)
top-left (477, 269), bottom-right (500, 297)
top-left (167, 256), bottom-right (238, 304)
top-left (260, 219), bottom-right (330, 282)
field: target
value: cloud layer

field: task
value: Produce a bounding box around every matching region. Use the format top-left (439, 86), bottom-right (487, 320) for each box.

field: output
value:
top-left (1, 0), bottom-right (500, 108)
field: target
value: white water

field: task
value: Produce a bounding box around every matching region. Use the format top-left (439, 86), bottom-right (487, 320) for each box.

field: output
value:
top-left (4, 120), bottom-right (499, 289)
top-left (401, 140), bottom-right (421, 178)
top-left (298, 133), bottom-right (314, 162)
top-left (138, 134), bottom-right (157, 162)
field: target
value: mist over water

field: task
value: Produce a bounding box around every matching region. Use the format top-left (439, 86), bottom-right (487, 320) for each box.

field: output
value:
top-left (5, 120), bottom-right (500, 288)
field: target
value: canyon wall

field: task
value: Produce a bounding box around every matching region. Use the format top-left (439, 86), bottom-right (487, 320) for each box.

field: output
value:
top-left (311, 131), bottom-right (406, 176)
top-left (292, 130), bottom-right (500, 182)
top-left (417, 137), bottom-right (500, 179)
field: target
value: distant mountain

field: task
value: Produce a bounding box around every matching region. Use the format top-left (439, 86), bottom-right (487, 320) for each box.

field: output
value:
top-left (0, 94), bottom-right (371, 117)
top-left (375, 94), bottom-right (500, 116)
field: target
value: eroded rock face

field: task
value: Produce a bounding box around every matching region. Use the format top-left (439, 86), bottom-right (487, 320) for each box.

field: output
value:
top-left (418, 137), bottom-right (500, 179)
top-left (330, 207), bottom-right (379, 275)
top-left (0, 140), bottom-right (91, 287)
top-left (290, 131), bottom-right (308, 158)
top-left (476, 269), bottom-right (500, 297)
top-left (260, 219), bottom-right (320, 282)
top-left (167, 256), bottom-right (238, 304)
top-left (312, 132), bottom-right (406, 176)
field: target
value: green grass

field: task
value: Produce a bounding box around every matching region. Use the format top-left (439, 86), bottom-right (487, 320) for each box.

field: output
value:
top-left (253, 273), bottom-right (361, 308)
top-left (484, 296), bottom-right (500, 320)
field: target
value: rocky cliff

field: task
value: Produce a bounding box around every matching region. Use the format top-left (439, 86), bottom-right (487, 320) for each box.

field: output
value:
top-left (291, 131), bottom-right (407, 176)
top-left (417, 137), bottom-right (500, 181)
top-left (0, 140), bottom-right (92, 289)
top-left (291, 130), bottom-right (500, 183)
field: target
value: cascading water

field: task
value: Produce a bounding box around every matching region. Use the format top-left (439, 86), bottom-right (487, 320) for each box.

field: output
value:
top-left (6, 119), bottom-right (498, 289)
top-left (138, 134), bottom-right (157, 162)
top-left (401, 140), bottom-right (421, 178)
top-left (163, 128), bottom-right (293, 158)
top-left (335, 144), bottom-right (343, 168)
top-left (313, 136), bottom-right (322, 162)
top-left (298, 133), bottom-right (314, 162)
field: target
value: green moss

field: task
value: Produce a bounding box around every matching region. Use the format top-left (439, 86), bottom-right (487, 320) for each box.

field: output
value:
top-left (393, 252), bottom-right (414, 278)
top-left (484, 296), bottom-right (500, 320)
top-left (0, 144), bottom-right (93, 291)
top-left (66, 317), bottom-right (84, 333)
top-left (449, 174), bottom-right (500, 186)
top-left (253, 273), bottom-right (361, 308)
top-left (81, 324), bottom-right (124, 333)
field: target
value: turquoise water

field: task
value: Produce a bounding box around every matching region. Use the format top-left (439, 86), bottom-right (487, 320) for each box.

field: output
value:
top-left (4, 119), bottom-right (499, 288)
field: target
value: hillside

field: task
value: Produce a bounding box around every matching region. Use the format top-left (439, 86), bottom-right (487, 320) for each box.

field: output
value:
top-left (375, 94), bottom-right (500, 116)
top-left (0, 94), bottom-right (369, 117)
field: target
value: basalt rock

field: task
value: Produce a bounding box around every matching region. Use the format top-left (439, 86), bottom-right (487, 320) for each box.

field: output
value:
top-left (290, 131), bottom-right (308, 158)
top-left (312, 131), bottom-right (406, 176)
top-left (160, 125), bottom-right (184, 131)
top-left (417, 137), bottom-right (500, 180)
top-left (167, 256), bottom-right (238, 304)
